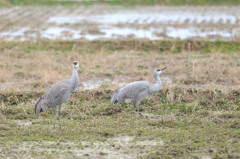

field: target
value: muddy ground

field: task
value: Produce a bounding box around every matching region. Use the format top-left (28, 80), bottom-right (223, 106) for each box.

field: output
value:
top-left (0, 5), bottom-right (240, 41)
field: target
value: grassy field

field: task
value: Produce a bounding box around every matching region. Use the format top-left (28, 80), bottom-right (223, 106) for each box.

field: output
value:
top-left (0, 0), bottom-right (240, 6)
top-left (0, 40), bottom-right (240, 158)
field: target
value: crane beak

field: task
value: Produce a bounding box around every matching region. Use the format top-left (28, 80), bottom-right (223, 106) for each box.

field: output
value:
top-left (160, 67), bottom-right (167, 71)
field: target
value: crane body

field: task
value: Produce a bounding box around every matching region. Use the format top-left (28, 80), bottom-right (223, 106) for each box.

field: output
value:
top-left (35, 61), bottom-right (79, 130)
top-left (111, 67), bottom-right (167, 114)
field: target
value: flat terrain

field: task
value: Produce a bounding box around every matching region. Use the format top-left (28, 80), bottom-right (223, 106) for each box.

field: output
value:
top-left (0, 6), bottom-right (240, 41)
top-left (0, 2), bottom-right (240, 159)
top-left (0, 40), bottom-right (240, 159)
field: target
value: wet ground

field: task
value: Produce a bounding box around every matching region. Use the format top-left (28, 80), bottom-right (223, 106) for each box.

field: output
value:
top-left (0, 5), bottom-right (240, 41)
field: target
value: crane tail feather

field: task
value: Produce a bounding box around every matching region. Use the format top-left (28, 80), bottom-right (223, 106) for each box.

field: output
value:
top-left (111, 90), bottom-right (119, 105)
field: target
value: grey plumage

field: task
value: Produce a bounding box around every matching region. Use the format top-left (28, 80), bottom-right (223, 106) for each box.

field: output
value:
top-left (111, 67), bottom-right (167, 114)
top-left (35, 61), bottom-right (79, 130)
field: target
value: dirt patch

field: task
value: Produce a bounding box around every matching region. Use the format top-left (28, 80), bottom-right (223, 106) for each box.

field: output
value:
top-left (141, 113), bottom-right (176, 121)
top-left (3, 136), bottom-right (164, 159)
top-left (201, 155), bottom-right (212, 159)
top-left (101, 106), bottom-right (123, 116)
top-left (13, 120), bottom-right (32, 126)
top-left (0, 92), bottom-right (42, 106)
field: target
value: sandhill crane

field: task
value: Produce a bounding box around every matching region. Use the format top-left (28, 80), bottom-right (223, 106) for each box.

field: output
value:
top-left (111, 67), bottom-right (167, 114)
top-left (35, 61), bottom-right (79, 130)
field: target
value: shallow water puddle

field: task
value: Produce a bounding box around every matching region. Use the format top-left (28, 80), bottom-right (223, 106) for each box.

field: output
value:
top-left (48, 11), bottom-right (238, 25)
top-left (0, 6), bottom-right (240, 41)
top-left (81, 78), bottom-right (112, 90)
top-left (43, 11), bottom-right (240, 40)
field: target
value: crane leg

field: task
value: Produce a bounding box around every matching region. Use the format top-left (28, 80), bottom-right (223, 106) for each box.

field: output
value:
top-left (59, 105), bottom-right (62, 130)
top-left (134, 102), bottom-right (136, 111)
top-left (54, 107), bottom-right (57, 129)
top-left (136, 101), bottom-right (141, 115)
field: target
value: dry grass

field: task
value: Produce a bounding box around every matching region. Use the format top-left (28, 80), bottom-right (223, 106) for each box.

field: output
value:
top-left (0, 40), bottom-right (239, 93)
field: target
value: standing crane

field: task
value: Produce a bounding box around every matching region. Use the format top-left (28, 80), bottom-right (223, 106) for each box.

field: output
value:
top-left (35, 61), bottom-right (79, 130)
top-left (111, 67), bottom-right (167, 114)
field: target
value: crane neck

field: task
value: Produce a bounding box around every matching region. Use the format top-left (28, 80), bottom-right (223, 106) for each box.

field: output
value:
top-left (153, 74), bottom-right (162, 93)
top-left (154, 74), bottom-right (161, 84)
top-left (70, 67), bottom-right (79, 92)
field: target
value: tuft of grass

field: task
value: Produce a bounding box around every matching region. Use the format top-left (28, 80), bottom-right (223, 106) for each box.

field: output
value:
top-left (199, 99), bottom-right (208, 106)
top-left (215, 89), bottom-right (222, 94)
top-left (32, 82), bottom-right (40, 87)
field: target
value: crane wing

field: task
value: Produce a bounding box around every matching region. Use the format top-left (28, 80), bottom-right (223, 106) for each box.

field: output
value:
top-left (117, 81), bottom-right (153, 103)
top-left (34, 80), bottom-right (71, 116)
top-left (44, 80), bottom-right (71, 107)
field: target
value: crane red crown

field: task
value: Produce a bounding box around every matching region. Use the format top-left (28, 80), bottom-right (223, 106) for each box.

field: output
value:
top-left (157, 69), bottom-right (160, 71)
top-left (73, 62), bottom-right (78, 65)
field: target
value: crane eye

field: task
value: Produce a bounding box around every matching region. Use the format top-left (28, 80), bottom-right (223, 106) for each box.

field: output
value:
top-left (157, 69), bottom-right (160, 71)
top-left (73, 62), bottom-right (77, 65)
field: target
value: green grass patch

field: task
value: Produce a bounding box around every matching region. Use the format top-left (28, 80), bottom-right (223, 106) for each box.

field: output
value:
top-left (0, 89), bottom-right (240, 158)
top-left (1, 40), bottom-right (240, 54)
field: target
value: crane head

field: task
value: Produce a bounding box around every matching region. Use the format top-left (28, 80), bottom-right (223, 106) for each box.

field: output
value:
top-left (73, 61), bottom-right (79, 68)
top-left (155, 67), bottom-right (167, 76)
